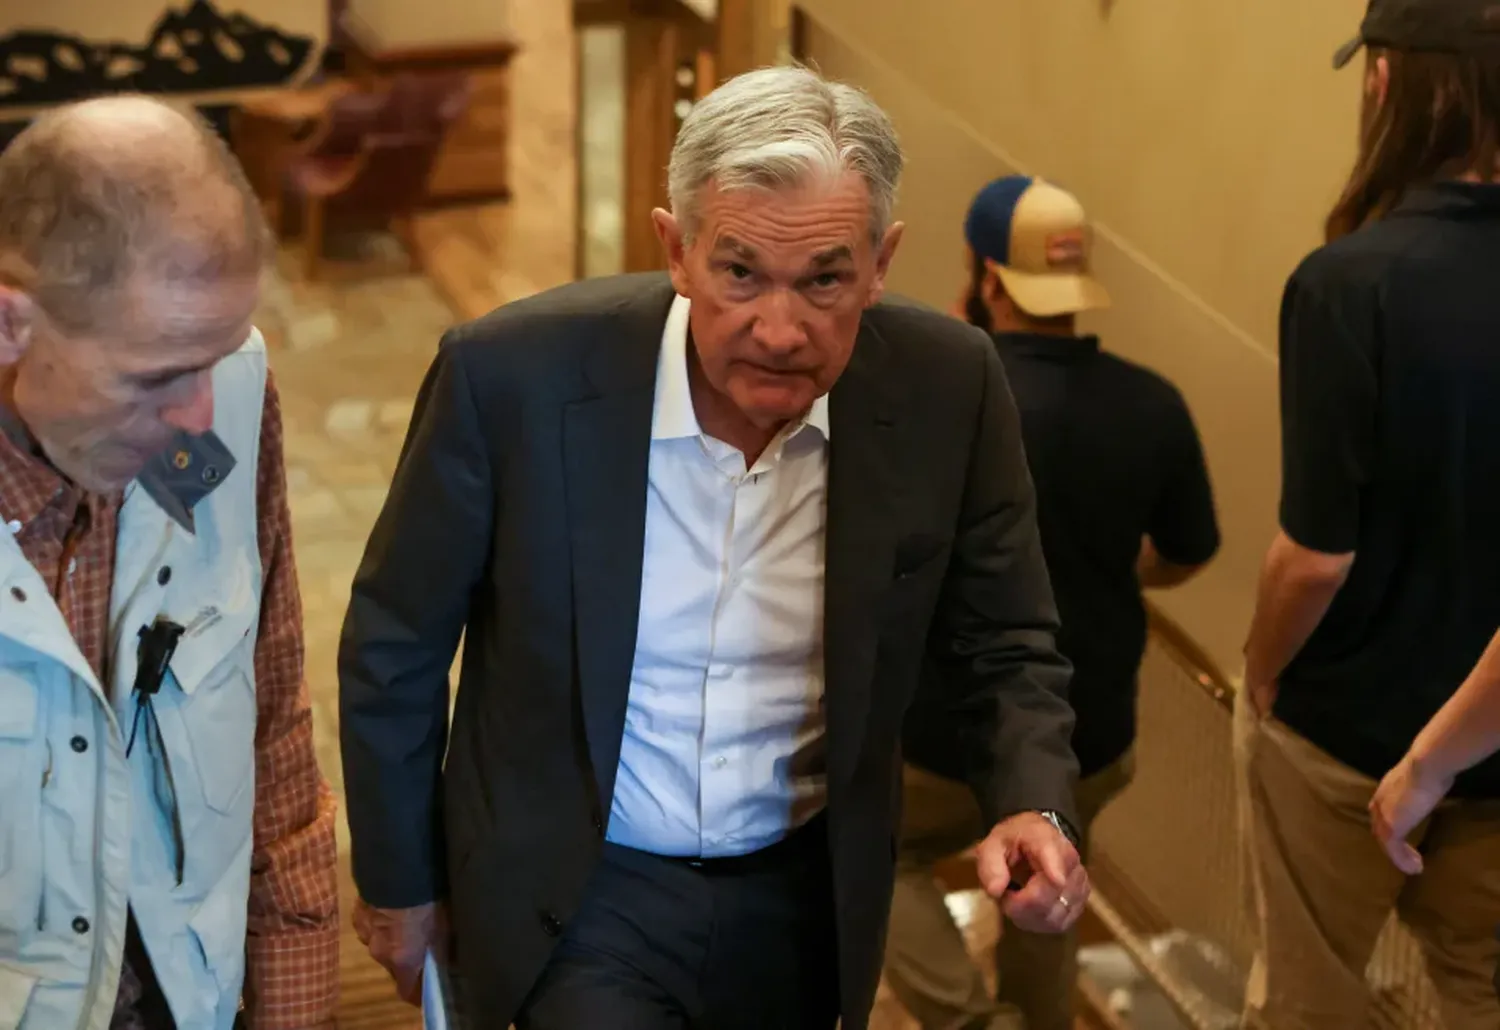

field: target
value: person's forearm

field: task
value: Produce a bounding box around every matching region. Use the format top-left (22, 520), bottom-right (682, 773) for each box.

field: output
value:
top-left (1243, 530), bottom-right (1353, 686)
top-left (1408, 628), bottom-right (1500, 782)
top-left (247, 376), bottom-right (341, 1027)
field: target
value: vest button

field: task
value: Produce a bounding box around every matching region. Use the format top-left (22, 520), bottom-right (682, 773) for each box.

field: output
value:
top-left (70, 736), bottom-right (88, 753)
top-left (539, 911), bottom-right (563, 937)
top-left (9, 586), bottom-right (24, 602)
top-left (157, 566), bottom-right (172, 586)
top-left (71, 916), bottom-right (89, 934)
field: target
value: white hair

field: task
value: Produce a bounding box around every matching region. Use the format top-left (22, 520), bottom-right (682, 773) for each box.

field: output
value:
top-left (667, 65), bottom-right (904, 243)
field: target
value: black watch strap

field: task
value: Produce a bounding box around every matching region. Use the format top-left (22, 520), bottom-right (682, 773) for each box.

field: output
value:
top-left (1036, 809), bottom-right (1081, 850)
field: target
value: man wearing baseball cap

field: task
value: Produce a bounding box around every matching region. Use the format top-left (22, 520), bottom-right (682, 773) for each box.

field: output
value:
top-left (1239, 2), bottom-right (1500, 1027)
top-left (886, 177), bottom-right (1220, 1030)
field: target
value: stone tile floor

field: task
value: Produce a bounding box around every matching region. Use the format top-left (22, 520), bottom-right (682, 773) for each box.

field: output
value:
top-left (256, 244), bottom-right (452, 832)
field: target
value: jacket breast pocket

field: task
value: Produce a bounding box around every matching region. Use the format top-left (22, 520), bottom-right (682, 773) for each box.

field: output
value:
top-left (0, 667), bottom-right (45, 934)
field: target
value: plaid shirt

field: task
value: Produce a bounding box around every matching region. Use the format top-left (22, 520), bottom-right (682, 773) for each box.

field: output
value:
top-left (0, 374), bottom-right (339, 1030)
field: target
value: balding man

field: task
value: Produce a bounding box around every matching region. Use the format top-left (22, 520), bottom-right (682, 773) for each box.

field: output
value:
top-left (0, 98), bottom-right (339, 1029)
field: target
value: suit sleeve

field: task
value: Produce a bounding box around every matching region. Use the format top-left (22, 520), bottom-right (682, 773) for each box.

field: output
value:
top-left (930, 341), bottom-right (1079, 829)
top-left (339, 338), bottom-right (494, 908)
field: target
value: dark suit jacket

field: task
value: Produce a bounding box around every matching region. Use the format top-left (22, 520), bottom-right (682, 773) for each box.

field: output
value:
top-left (338, 273), bottom-right (1078, 1028)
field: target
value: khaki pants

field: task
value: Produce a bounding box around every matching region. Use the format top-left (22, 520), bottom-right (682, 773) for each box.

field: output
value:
top-left (884, 757), bottom-right (1133, 1030)
top-left (1235, 690), bottom-right (1500, 1030)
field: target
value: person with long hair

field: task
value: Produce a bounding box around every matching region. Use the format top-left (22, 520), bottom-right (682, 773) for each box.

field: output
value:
top-left (1238, 2), bottom-right (1500, 1027)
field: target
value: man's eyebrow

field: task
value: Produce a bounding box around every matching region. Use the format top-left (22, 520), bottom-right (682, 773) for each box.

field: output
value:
top-left (808, 245), bottom-right (854, 268)
top-left (711, 235), bottom-right (758, 260)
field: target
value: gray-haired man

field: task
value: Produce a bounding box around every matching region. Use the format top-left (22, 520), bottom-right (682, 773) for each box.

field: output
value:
top-left (339, 66), bottom-right (1086, 1030)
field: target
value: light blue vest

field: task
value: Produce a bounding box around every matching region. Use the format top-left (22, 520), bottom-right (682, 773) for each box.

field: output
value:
top-left (0, 332), bottom-right (269, 1030)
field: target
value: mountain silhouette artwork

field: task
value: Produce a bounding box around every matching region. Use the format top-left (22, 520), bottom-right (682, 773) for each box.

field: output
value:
top-left (0, 1), bottom-right (317, 108)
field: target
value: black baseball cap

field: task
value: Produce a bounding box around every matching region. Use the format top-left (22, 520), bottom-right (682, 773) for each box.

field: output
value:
top-left (1333, 0), bottom-right (1500, 69)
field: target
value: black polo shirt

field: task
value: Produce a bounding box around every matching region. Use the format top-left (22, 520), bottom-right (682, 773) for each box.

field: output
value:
top-left (1274, 182), bottom-right (1500, 799)
top-left (903, 332), bottom-right (1220, 780)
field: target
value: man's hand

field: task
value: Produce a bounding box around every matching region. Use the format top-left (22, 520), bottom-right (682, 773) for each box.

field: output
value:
top-left (1370, 753), bottom-right (1452, 875)
top-left (974, 812), bottom-right (1089, 934)
top-left (1247, 680), bottom-right (1278, 719)
top-left (353, 898), bottom-right (447, 1007)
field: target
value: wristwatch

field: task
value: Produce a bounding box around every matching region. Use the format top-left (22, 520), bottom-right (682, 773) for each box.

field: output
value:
top-left (1036, 809), bottom-right (1081, 850)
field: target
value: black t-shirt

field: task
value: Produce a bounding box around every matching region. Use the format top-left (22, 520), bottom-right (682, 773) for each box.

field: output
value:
top-left (1274, 182), bottom-right (1500, 799)
top-left (903, 332), bottom-right (1221, 779)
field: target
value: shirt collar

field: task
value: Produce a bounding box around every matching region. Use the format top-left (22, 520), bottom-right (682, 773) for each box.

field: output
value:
top-left (1393, 180), bottom-right (1500, 220)
top-left (650, 293), bottom-right (832, 442)
top-left (0, 404), bottom-right (234, 535)
top-left (0, 423), bottom-right (76, 533)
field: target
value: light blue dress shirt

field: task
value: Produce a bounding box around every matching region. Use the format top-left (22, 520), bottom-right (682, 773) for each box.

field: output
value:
top-left (606, 294), bottom-right (831, 858)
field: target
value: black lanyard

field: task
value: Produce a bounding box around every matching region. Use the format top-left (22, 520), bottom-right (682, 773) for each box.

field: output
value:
top-left (127, 616), bottom-right (187, 886)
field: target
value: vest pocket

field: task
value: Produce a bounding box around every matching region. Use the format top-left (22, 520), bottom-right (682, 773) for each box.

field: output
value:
top-left (171, 627), bottom-right (257, 819)
top-left (0, 961), bottom-right (39, 1027)
top-left (181, 668), bottom-right (256, 818)
top-left (0, 668), bottom-right (45, 935)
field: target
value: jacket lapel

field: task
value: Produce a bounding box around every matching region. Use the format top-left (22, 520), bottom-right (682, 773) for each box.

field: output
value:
top-left (824, 319), bottom-right (903, 790)
top-left (564, 280), bottom-right (676, 809)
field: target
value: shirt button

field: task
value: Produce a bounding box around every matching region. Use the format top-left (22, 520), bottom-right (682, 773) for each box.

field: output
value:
top-left (539, 911), bottom-right (563, 937)
top-left (157, 566), bottom-right (172, 586)
top-left (713, 756), bottom-right (728, 769)
top-left (10, 586), bottom-right (25, 603)
top-left (70, 736), bottom-right (88, 753)
top-left (5, 519), bottom-right (19, 535)
top-left (71, 916), bottom-right (90, 934)
top-left (708, 663), bottom-right (732, 680)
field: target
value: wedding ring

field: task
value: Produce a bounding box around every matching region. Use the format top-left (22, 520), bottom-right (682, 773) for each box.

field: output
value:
top-left (1058, 895), bottom-right (1071, 909)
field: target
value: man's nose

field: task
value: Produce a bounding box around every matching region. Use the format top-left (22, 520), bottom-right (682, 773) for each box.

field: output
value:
top-left (753, 289), bottom-right (808, 353)
top-left (160, 374), bottom-right (215, 435)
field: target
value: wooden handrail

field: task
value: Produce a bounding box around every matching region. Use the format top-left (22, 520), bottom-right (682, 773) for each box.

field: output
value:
top-left (1145, 601), bottom-right (1235, 711)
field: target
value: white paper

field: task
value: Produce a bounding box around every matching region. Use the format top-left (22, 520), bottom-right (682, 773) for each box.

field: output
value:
top-left (421, 949), bottom-right (455, 1030)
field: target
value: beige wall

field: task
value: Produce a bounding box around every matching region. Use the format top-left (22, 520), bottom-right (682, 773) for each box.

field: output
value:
top-left (797, 1), bottom-right (1367, 672)
top-left (346, 0), bottom-right (510, 46)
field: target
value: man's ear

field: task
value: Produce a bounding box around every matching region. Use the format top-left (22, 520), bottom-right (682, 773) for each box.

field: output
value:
top-left (652, 208), bottom-right (693, 297)
top-left (980, 264), bottom-right (1006, 306)
top-left (0, 287), bottom-right (36, 366)
top-left (866, 220), bottom-right (905, 307)
top-left (1372, 53), bottom-right (1391, 108)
